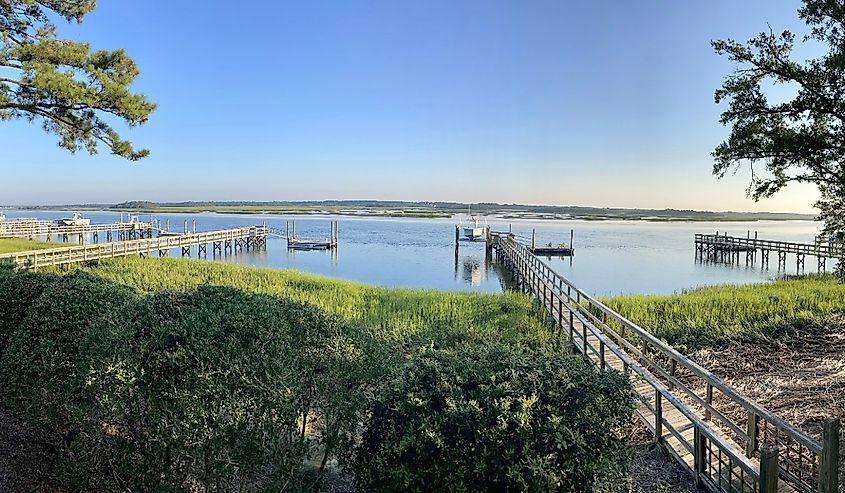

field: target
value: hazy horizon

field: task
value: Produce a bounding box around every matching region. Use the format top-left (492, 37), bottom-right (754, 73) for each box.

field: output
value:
top-left (0, 1), bottom-right (823, 213)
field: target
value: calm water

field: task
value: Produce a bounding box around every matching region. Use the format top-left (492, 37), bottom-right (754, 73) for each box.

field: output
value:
top-left (2, 210), bottom-right (828, 296)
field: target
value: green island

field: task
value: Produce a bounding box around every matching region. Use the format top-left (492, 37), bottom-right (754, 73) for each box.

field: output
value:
top-left (1, 256), bottom-right (842, 492)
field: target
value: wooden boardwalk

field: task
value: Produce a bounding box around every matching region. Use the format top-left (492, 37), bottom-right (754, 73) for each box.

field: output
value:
top-left (492, 234), bottom-right (840, 493)
top-left (0, 226), bottom-right (269, 269)
top-left (0, 219), bottom-right (154, 243)
top-left (695, 233), bottom-right (843, 272)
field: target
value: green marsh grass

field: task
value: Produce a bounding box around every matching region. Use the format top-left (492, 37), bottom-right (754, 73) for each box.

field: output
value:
top-left (603, 275), bottom-right (845, 348)
top-left (0, 238), bottom-right (60, 254)
top-left (78, 256), bottom-right (557, 350)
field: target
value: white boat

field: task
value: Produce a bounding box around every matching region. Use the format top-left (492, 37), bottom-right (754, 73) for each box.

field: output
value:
top-left (460, 206), bottom-right (486, 241)
top-left (59, 212), bottom-right (90, 227)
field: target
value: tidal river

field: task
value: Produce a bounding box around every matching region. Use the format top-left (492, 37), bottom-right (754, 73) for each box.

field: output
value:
top-left (1, 210), bottom-right (827, 296)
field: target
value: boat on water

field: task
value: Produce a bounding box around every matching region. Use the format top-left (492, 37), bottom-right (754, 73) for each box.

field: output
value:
top-left (460, 206), bottom-right (486, 241)
top-left (59, 212), bottom-right (90, 227)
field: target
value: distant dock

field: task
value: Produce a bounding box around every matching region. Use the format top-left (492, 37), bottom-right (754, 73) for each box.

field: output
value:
top-left (270, 220), bottom-right (338, 251)
top-left (0, 226), bottom-right (269, 270)
top-left (695, 232), bottom-right (843, 272)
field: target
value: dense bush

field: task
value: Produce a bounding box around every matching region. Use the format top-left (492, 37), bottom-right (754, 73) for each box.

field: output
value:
top-left (354, 345), bottom-right (634, 492)
top-left (0, 264), bottom-right (633, 492)
top-left (0, 269), bottom-right (56, 355)
top-left (0, 271), bottom-right (136, 430)
top-left (77, 285), bottom-right (379, 491)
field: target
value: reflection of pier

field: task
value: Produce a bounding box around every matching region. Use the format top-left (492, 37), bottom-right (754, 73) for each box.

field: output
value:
top-left (695, 232), bottom-right (843, 273)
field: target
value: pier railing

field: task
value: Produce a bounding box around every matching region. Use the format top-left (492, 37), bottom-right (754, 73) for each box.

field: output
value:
top-left (695, 234), bottom-right (843, 259)
top-left (493, 234), bottom-right (839, 493)
top-left (0, 220), bottom-right (153, 239)
top-left (0, 226), bottom-right (269, 269)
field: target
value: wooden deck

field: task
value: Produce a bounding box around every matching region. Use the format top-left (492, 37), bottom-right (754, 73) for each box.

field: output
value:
top-left (0, 220), bottom-right (154, 242)
top-left (695, 233), bottom-right (843, 272)
top-left (492, 234), bottom-right (840, 493)
top-left (0, 226), bottom-right (269, 269)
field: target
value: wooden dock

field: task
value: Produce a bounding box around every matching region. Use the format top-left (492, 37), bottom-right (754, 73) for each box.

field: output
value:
top-left (491, 233), bottom-right (840, 493)
top-left (0, 219), bottom-right (154, 243)
top-left (0, 226), bottom-right (268, 270)
top-left (696, 233), bottom-right (843, 273)
top-left (273, 220), bottom-right (338, 250)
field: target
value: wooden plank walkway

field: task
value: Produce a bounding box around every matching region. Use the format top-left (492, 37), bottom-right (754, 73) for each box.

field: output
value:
top-left (696, 233), bottom-right (843, 273)
top-left (492, 234), bottom-right (840, 493)
top-left (0, 220), bottom-right (154, 242)
top-left (0, 226), bottom-right (269, 269)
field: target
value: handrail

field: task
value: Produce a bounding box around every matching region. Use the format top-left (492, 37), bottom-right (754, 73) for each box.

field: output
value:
top-left (695, 233), bottom-right (843, 258)
top-left (0, 226), bottom-right (269, 268)
top-left (492, 233), bottom-right (836, 493)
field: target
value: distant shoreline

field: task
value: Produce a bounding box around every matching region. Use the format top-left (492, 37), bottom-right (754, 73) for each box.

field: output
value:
top-left (1, 203), bottom-right (818, 223)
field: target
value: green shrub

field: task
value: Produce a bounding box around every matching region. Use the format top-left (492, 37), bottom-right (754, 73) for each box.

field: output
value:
top-left (78, 285), bottom-right (378, 491)
top-left (354, 345), bottom-right (633, 492)
top-left (0, 270), bottom-right (57, 356)
top-left (0, 271), bottom-right (136, 430)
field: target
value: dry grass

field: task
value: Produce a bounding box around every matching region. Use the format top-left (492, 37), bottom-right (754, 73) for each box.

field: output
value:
top-left (627, 420), bottom-right (701, 493)
top-left (690, 315), bottom-right (845, 492)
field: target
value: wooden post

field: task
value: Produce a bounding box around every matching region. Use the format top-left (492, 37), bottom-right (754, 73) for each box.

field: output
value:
top-left (705, 383), bottom-right (713, 420)
top-left (819, 418), bottom-right (840, 493)
top-left (531, 229), bottom-right (535, 251)
top-left (192, 219), bottom-right (196, 233)
top-left (570, 229), bottom-right (574, 250)
top-left (694, 427), bottom-right (705, 487)
top-left (746, 411), bottom-right (759, 458)
top-left (455, 225), bottom-right (460, 249)
top-left (669, 360), bottom-right (677, 391)
top-left (508, 223), bottom-right (512, 234)
top-left (654, 389), bottom-right (663, 444)
top-left (759, 445), bottom-right (779, 493)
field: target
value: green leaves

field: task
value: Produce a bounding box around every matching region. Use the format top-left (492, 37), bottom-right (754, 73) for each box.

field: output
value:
top-left (354, 345), bottom-right (633, 493)
top-left (713, 1), bottom-right (845, 271)
top-left (0, 0), bottom-right (154, 160)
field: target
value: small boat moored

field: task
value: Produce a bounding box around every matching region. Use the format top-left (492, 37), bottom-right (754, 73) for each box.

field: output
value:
top-left (459, 206), bottom-right (486, 241)
top-left (59, 212), bottom-right (90, 227)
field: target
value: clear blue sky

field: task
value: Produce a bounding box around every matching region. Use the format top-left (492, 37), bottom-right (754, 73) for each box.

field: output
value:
top-left (0, 1), bottom-right (822, 211)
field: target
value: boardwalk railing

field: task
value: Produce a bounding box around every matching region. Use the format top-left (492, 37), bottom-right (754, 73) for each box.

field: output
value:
top-left (0, 221), bottom-right (153, 240)
top-left (695, 234), bottom-right (844, 259)
top-left (493, 234), bottom-right (840, 493)
top-left (0, 226), bottom-right (269, 269)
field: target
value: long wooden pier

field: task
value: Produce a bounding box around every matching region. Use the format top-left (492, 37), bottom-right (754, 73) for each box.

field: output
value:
top-left (696, 233), bottom-right (843, 273)
top-left (0, 220), bottom-right (154, 243)
top-left (0, 226), bottom-right (268, 270)
top-left (491, 233), bottom-right (840, 493)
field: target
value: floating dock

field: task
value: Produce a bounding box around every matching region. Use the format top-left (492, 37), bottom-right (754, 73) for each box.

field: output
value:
top-left (269, 220), bottom-right (339, 250)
